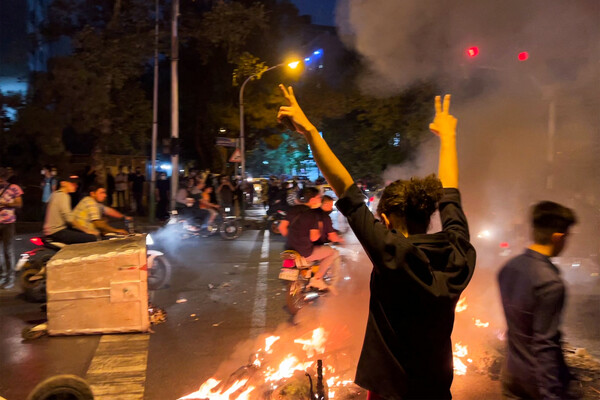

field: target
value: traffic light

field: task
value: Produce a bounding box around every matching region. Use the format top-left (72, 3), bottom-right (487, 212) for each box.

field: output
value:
top-left (466, 46), bottom-right (479, 57)
top-left (517, 51), bottom-right (529, 61)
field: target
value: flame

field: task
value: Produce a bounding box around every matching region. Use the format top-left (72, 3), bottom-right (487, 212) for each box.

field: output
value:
top-left (264, 355), bottom-right (314, 382)
top-left (293, 327), bottom-right (327, 358)
top-left (179, 379), bottom-right (255, 400)
top-left (264, 336), bottom-right (280, 353)
top-left (473, 318), bottom-right (490, 328)
top-left (452, 342), bottom-right (469, 376)
top-left (455, 297), bottom-right (468, 312)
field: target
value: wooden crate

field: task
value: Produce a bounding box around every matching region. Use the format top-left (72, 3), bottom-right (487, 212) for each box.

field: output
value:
top-left (46, 236), bottom-right (150, 335)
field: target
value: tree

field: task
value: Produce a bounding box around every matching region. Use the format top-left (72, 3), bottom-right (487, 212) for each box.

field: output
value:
top-left (11, 0), bottom-right (155, 181)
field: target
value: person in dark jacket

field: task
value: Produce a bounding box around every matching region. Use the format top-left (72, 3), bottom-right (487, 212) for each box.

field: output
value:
top-left (277, 85), bottom-right (476, 399)
top-left (498, 201), bottom-right (578, 400)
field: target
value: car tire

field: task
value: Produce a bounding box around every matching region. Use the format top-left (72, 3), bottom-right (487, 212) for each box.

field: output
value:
top-left (26, 374), bottom-right (94, 400)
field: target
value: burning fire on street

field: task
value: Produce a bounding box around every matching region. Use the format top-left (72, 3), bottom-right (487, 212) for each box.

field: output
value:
top-left (176, 245), bottom-right (600, 399)
top-left (179, 327), bottom-right (358, 400)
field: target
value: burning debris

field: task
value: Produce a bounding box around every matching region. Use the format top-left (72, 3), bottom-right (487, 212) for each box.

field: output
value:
top-left (148, 303), bottom-right (167, 325)
top-left (178, 328), bottom-right (362, 400)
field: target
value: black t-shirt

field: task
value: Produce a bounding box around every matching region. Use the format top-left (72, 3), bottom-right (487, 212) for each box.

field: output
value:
top-left (131, 174), bottom-right (145, 193)
top-left (337, 184), bottom-right (476, 399)
top-left (313, 208), bottom-right (335, 245)
top-left (284, 205), bottom-right (319, 257)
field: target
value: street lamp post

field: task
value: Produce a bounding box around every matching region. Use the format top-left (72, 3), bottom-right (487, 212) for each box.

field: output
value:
top-left (239, 63), bottom-right (295, 180)
top-left (238, 62), bottom-right (299, 218)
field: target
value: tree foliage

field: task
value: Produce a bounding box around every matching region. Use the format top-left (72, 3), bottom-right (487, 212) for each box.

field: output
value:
top-left (4, 0), bottom-right (438, 184)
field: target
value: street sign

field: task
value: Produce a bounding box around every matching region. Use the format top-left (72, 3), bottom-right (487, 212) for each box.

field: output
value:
top-left (229, 148), bottom-right (242, 163)
top-left (216, 137), bottom-right (238, 147)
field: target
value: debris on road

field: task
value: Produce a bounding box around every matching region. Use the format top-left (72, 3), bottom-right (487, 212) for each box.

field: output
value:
top-left (149, 303), bottom-right (167, 325)
top-left (212, 321), bottom-right (224, 327)
top-left (176, 298), bottom-right (188, 303)
top-left (208, 284), bottom-right (215, 289)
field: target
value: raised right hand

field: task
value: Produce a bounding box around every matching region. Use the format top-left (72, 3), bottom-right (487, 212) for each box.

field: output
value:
top-left (277, 84), bottom-right (316, 135)
top-left (429, 94), bottom-right (457, 139)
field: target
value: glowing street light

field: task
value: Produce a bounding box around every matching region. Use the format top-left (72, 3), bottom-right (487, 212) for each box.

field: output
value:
top-left (288, 61), bottom-right (300, 69)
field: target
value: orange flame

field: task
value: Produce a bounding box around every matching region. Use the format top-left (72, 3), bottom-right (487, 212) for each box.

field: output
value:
top-left (473, 318), bottom-right (490, 328)
top-left (179, 378), bottom-right (255, 400)
top-left (293, 327), bottom-right (327, 358)
top-left (264, 336), bottom-right (280, 353)
top-left (455, 297), bottom-right (468, 312)
top-left (180, 327), bottom-right (354, 400)
top-left (452, 342), bottom-right (469, 376)
top-left (264, 354), bottom-right (314, 382)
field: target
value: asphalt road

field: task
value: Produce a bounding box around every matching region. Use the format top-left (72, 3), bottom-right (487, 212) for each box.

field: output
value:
top-left (1, 214), bottom-right (598, 400)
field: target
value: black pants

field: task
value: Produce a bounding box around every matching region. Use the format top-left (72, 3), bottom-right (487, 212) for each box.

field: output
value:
top-left (0, 223), bottom-right (16, 281)
top-left (133, 191), bottom-right (144, 216)
top-left (106, 190), bottom-right (114, 207)
top-left (49, 228), bottom-right (97, 245)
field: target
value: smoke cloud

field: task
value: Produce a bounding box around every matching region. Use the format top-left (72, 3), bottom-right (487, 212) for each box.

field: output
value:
top-left (335, 0), bottom-right (600, 263)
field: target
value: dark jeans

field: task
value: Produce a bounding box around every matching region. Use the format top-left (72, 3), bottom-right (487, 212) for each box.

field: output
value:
top-left (0, 223), bottom-right (16, 281)
top-left (133, 191), bottom-right (144, 216)
top-left (48, 228), bottom-right (97, 245)
top-left (501, 367), bottom-right (580, 400)
top-left (107, 190), bottom-right (114, 207)
top-left (157, 198), bottom-right (169, 220)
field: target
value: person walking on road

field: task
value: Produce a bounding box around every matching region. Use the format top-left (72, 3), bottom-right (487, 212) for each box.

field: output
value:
top-left (498, 201), bottom-right (579, 400)
top-left (277, 85), bottom-right (476, 399)
top-left (0, 167), bottom-right (24, 289)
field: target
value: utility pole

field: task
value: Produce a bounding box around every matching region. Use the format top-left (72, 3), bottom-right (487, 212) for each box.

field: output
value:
top-left (149, 0), bottom-right (159, 222)
top-left (170, 0), bottom-right (180, 210)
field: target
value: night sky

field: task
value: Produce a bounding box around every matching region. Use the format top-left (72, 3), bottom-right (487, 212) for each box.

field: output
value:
top-left (0, 0), bottom-right (28, 77)
top-left (291, 0), bottom-right (336, 26)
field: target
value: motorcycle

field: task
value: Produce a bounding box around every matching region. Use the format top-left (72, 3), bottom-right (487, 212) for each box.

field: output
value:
top-left (16, 233), bottom-right (172, 302)
top-left (168, 207), bottom-right (242, 240)
top-left (278, 248), bottom-right (340, 315)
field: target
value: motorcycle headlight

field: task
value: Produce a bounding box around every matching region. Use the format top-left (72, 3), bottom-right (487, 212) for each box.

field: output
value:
top-left (225, 207), bottom-right (231, 213)
top-left (146, 234), bottom-right (154, 246)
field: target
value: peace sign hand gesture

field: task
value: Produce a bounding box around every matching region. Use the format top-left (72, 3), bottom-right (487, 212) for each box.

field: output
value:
top-left (277, 84), bottom-right (316, 136)
top-left (429, 94), bottom-right (457, 139)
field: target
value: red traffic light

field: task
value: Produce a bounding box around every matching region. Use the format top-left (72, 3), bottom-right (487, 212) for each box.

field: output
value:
top-left (517, 51), bottom-right (529, 61)
top-left (466, 47), bottom-right (479, 57)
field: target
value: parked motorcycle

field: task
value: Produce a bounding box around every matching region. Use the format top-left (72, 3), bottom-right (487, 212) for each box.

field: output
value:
top-left (168, 207), bottom-right (242, 240)
top-left (278, 248), bottom-right (340, 315)
top-left (16, 233), bottom-right (172, 302)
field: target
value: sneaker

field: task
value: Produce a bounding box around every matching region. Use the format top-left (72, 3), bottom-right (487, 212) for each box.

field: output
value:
top-left (2, 280), bottom-right (15, 290)
top-left (308, 277), bottom-right (329, 291)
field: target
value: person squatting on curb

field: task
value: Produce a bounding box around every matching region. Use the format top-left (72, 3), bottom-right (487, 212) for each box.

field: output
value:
top-left (277, 85), bottom-right (476, 399)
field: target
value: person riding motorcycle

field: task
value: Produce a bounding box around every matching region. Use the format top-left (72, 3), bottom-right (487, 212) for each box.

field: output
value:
top-left (72, 183), bottom-right (132, 237)
top-left (43, 175), bottom-right (97, 244)
top-left (279, 187), bottom-right (339, 291)
top-left (314, 195), bottom-right (344, 246)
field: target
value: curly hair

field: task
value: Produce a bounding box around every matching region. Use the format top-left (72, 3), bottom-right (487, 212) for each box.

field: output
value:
top-left (376, 174), bottom-right (443, 234)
